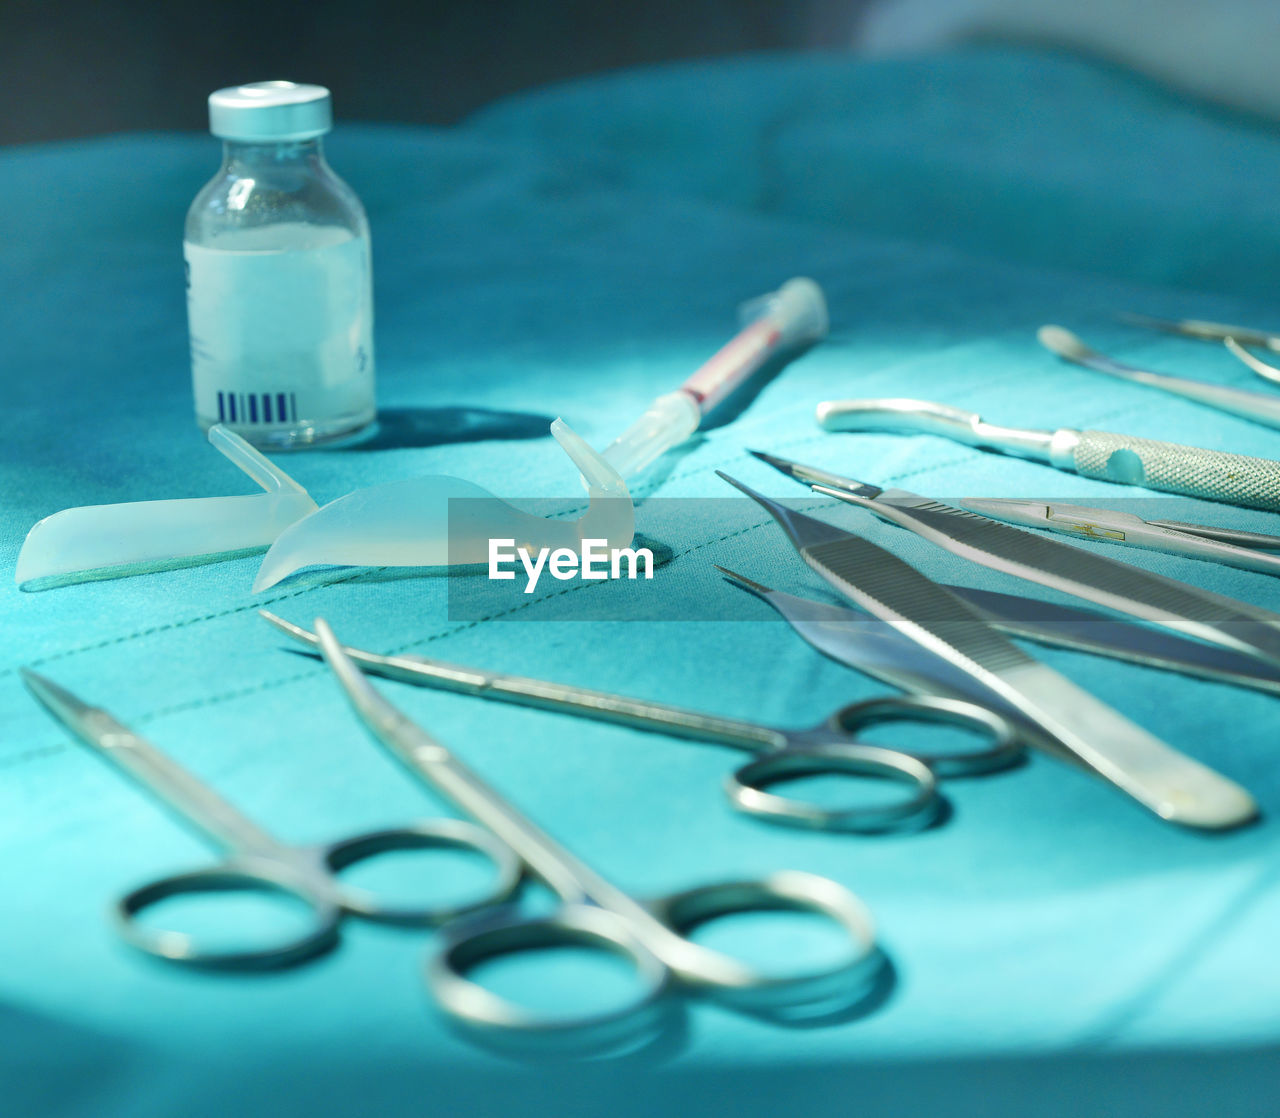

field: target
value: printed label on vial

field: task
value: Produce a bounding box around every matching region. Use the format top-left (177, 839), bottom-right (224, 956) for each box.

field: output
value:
top-left (185, 225), bottom-right (375, 427)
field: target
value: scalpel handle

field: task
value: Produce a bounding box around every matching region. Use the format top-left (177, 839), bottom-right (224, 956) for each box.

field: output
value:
top-left (1067, 430), bottom-right (1280, 512)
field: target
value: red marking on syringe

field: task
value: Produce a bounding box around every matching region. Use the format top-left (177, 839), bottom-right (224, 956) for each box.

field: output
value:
top-left (680, 320), bottom-right (784, 415)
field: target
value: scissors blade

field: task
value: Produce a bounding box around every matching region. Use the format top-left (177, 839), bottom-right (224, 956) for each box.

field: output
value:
top-left (310, 620), bottom-right (569, 874)
top-left (261, 610), bottom-right (783, 751)
top-left (720, 472), bottom-right (1258, 830)
top-left (311, 619), bottom-right (759, 987)
top-left (748, 450), bottom-right (1280, 668)
top-left (19, 668), bottom-right (155, 758)
top-left (21, 668), bottom-right (281, 855)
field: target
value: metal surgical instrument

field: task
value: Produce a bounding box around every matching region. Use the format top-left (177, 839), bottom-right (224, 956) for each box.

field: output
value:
top-left (1224, 338), bottom-right (1280, 388)
top-left (815, 397), bottom-right (1280, 512)
top-left (752, 449), bottom-right (1280, 671)
top-left (1120, 311), bottom-right (1280, 353)
top-left (314, 620), bottom-right (884, 1044)
top-left (1121, 312), bottom-right (1280, 386)
top-left (717, 471), bottom-right (1257, 830)
top-left (715, 568), bottom-right (1280, 700)
top-left (19, 669), bottom-right (523, 969)
top-left (962, 498), bottom-right (1280, 577)
top-left (1038, 325), bottom-right (1280, 432)
top-left (262, 611), bottom-right (1021, 832)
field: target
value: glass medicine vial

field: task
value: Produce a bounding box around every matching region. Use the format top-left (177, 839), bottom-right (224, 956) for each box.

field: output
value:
top-left (185, 81), bottom-right (376, 448)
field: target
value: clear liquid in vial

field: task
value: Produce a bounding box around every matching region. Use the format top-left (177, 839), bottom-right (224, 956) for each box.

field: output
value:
top-left (185, 222), bottom-right (375, 449)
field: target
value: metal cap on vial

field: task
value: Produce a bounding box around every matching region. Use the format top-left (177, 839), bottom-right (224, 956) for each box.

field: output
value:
top-left (208, 81), bottom-right (333, 142)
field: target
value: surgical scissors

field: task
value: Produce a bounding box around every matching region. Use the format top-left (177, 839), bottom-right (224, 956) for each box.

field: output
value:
top-left (313, 619), bottom-right (884, 1042)
top-left (262, 612), bottom-right (1022, 832)
top-left (20, 668), bottom-right (523, 969)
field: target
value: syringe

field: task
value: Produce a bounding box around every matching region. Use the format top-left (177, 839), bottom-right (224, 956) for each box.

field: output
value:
top-left (601, 277), bottom-right (828, 478)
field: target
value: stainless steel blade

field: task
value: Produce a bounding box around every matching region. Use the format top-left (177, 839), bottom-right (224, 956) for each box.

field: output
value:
top-left (840, 491), bottom-right (1280, 668)
top-left (721, 474), bottom-right (1257, 828)
top-left (795, 527), bottom-right (1256, 829)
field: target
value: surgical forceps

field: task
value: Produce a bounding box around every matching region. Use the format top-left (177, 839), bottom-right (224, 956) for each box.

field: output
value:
top-left (715, 568), bottom-right (1280, 701)
top-left (1121, 312), bottom-right (1280, 353)
top-left (750, 448), bottom-right (1280, 670)
top-left (961, 498), bottom-right (1280, 577)
top-left (1039, 325), bottom-right (1280, 431)
top-left (1122, 311), bottom-right (1280, 386)
top-left (716, 468), bottom-right (1257, 830)
top-left (20, 668), bottom-right (522, 968)
top-left (262, 612), bottom-right (1022, 832)
top-left (316, 619), bottom-right (883, 1042)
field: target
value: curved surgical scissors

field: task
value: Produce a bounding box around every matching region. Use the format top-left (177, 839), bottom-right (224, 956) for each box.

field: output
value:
top-left (20, 667), bottom-right (523, 969)
top-left (313, 619), bottom-right (883, 1043)
top-left (262, 612), bottom-right (1022, 832)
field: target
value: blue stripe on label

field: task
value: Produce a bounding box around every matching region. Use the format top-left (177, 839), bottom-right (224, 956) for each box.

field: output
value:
top-left (263, 394), bottom-right (272, 423)
top-left (228, 395), bottom-right (237, 422)
top-left (217, 392), bottom-right (226, 422)
top-left (249, 395), bottom-right (258, 423)
top-left (278, 393), bottom-right (287, 424)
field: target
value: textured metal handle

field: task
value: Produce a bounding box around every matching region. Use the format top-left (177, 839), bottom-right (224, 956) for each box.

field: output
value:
top-left (1074, 430), bottom-right (1280, 511)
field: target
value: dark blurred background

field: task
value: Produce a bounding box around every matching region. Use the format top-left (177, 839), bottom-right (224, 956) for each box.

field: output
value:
top-left (0, 0), bottom-right (871, 145)
top-left (5, 1), bottom-right (1272, 146)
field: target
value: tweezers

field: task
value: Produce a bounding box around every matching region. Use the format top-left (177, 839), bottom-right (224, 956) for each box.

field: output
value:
top-left (714, 569), bottom-right (1280, 699)
top-left (747, 449), bottom-right (1280, 669)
